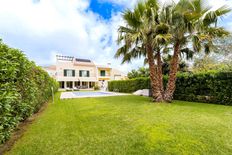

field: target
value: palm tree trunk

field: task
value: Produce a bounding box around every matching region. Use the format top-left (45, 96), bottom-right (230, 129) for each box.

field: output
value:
top-left (146, 44), bottom-right (163, 102)
top-left (164, 42), bottom-right (180, 102)
top-left (157, 50), bottom-right (164, 96)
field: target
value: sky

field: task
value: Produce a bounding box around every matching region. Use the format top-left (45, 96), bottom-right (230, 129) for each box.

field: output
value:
top-left (0, 0), bottom-right (231, 73)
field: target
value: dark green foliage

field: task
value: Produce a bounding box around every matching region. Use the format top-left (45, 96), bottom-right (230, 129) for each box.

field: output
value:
top-left (0, 41), bottom-right (59, 144)
top-left (94, 85), bottom-right (100, 91)
top-left (174, 72), bottom-right (232, 105)
top-left (108, 77), bottom-right (151, 93)
top-left (162, 61), bottom-right (189, 75)
top-left (127, 61), bottom-right (189, 79)
top-left (109, 72), bottom-right (232, 105)
top-left (127, 67), bottom-right (150, 79)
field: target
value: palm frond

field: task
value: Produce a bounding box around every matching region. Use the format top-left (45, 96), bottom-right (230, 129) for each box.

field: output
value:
top-left (146, 0), bottom-right (159, 10)
top-left (192, 35), bottom-right (201, 52)
top-left (204, 42), bottom-right (211, 55)
top-left (206, 27), bottom-right (230, 38)
top-left (121, 46), bottom-right (146, 64)
top-left (180, 48), bottom-right (194, 60)
top-left (114, 45), bottom-right (129, 59)
top-left (203, 5), bottom-right (231, 26)
top-left (152, 34), bottom-right (172, 47)
top-left (123, 10), bottom-right (142, 28)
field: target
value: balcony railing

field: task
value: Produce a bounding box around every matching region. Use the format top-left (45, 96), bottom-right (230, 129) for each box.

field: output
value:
top-left (56, 76), bottom-right (97, 82)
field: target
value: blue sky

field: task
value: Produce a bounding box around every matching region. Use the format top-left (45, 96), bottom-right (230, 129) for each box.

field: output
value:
top-left (89, 0), bottom-right (123, 19)
top-left (0, 0), bottom-right (231, 73)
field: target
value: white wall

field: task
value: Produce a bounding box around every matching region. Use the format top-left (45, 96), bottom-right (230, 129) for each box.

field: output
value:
top-left (56, 60), bottom-right (97, 82)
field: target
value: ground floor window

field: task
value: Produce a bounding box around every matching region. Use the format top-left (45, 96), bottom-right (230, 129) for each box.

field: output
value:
top-left (66, 81), bottom-right (73, 88)
top-left (60, 81), bottom-right (96, 89)
top-left (89, 82), bottom-right (94, 88)
top-left (74, 81), bottom-right (80, 87)
top-left (59, 81), bottom-right (64, 89)
top-left (81, 82), bottom-right (88, 89)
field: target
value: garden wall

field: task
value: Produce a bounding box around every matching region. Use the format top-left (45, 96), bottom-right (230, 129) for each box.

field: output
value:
top-left (108, 72), bottom-right (232, 105)
top-left (0, 41), bottom-right (59, 144)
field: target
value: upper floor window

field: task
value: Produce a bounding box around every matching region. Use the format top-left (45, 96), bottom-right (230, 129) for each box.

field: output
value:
top-left (79, 70), bottom-right (90, 77)
top-left (64, 69), bottom-right (75, 77)
top-left (100, 70), bottom-right (106, 76)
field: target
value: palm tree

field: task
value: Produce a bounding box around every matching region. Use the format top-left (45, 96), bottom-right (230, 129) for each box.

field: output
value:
top-left (116, 0), bottom-right (230, 102)
top-left (115, 0), bottom-right (170, 102)
top-left (162, 0), bottom-right (230, 101)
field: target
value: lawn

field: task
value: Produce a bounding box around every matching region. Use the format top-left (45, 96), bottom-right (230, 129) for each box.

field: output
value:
top-left (6, 93), bottom-right (232, 155)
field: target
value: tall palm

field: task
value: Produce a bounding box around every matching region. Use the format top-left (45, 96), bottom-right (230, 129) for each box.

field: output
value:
top-left (115, 0), bottom-right (170, 101)
top-left (163, 0), bottom-right (230, 101)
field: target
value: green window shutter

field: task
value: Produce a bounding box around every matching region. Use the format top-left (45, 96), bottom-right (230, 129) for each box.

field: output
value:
top-left (64, 70), bottom-right (67, 76)
top-left (79, 70), bottom-right (82, 77)
top-left (87, 71), bottom-right (90, 77)
top-left (72, 70), bottom-right (75, 77)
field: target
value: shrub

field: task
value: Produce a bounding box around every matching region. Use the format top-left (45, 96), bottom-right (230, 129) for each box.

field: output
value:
top-left (108, 77), bottom-right (151, 93)
top-left (94, 85), bottom-right (100, 90)
top-left (0, 41), bottom-right (59, 144)
top-left (108, 72), bottom-right (232, 105)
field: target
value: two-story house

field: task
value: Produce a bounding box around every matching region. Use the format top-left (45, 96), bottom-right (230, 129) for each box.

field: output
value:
top-left (44, 55), bottom-right (126, 90)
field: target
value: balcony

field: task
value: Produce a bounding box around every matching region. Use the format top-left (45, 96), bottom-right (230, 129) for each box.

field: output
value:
top-left (56, 76), bottom-right (97, 82)
top-left (98, 75), bottom-right (111, 80)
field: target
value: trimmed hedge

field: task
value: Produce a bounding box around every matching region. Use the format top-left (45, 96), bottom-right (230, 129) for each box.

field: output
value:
top-left (0, 41), bottom-right (59, 144)
top-left (108, 72), bottom-right (232, 105)
top-left (108, 77), bottom-right (151, 93)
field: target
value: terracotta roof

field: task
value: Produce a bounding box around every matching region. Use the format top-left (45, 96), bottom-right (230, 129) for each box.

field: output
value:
top-left (44, 65), bottom-right (56, 70)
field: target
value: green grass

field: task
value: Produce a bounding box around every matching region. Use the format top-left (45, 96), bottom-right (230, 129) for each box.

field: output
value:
top-left (6, 93), bottom-right (232, 155)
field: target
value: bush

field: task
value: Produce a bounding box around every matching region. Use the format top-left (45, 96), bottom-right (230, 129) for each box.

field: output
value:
top-left (108, 72), bottom-right (232, 105)
top-left (94, 85), bottom-right (100, 90)
top-left (108, 77), bottom-right (151, 93)
top-left (0, 41), bottom-right (59, 144)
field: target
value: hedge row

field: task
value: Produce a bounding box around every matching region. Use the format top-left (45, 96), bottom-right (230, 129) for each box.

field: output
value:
top-left (108, 72), bottom-right (232, 105)
top-left (0, 41), bottom-right (59, 144)
top-left (108, 77), bottom-right (151, 93)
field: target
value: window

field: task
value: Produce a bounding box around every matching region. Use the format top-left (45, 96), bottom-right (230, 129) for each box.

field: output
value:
top-left (100, 70), bottom-right (106, 76)
top-left (66, 81), bottom-right (73, 88)
top-left (59, 81), bottom-right (64, 88)
top-left (79, 70), bottom-right (90, 77)
top-left (64, 69), bottom-right (75, 77)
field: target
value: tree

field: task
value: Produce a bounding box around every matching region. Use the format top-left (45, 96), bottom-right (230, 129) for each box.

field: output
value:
top-left (192, 55), bottom-right (221, 72)
top-left (115, 0), bottom-right (171, 102)
top-left (127, 67), bottom-right (150, 79)
top-left (116, 0), bottom-right (230, 102)
top-left (127, 69), bottom-right (140, 79)
top-left (192, 36), bottom-right (232, 72)
top-left (127, 60), bottom-right (189, 79)
top-left (214, 36), bottom-right (232, 52)
top-left (161, 0), bottom-right (230, 101)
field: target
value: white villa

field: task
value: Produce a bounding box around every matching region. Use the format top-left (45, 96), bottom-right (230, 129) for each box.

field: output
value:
top-left (43, 55), bottom-right (126, 90)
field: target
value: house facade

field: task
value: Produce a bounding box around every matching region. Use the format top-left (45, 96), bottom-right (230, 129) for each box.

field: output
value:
top-left (44, 55), bottom-right (126, 90)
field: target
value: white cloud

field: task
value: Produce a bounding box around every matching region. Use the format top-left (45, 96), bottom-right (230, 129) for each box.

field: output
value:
top-left (0, 0), bottom-right (231, 73)
top-left (104, 0), bottom-right (232, 9)
top-left (99, 0), bottom-right (139, 8)
top-left (205, 0), bottom-right (232, 9)
top-left (0, 0), bottom-right (139, 73)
